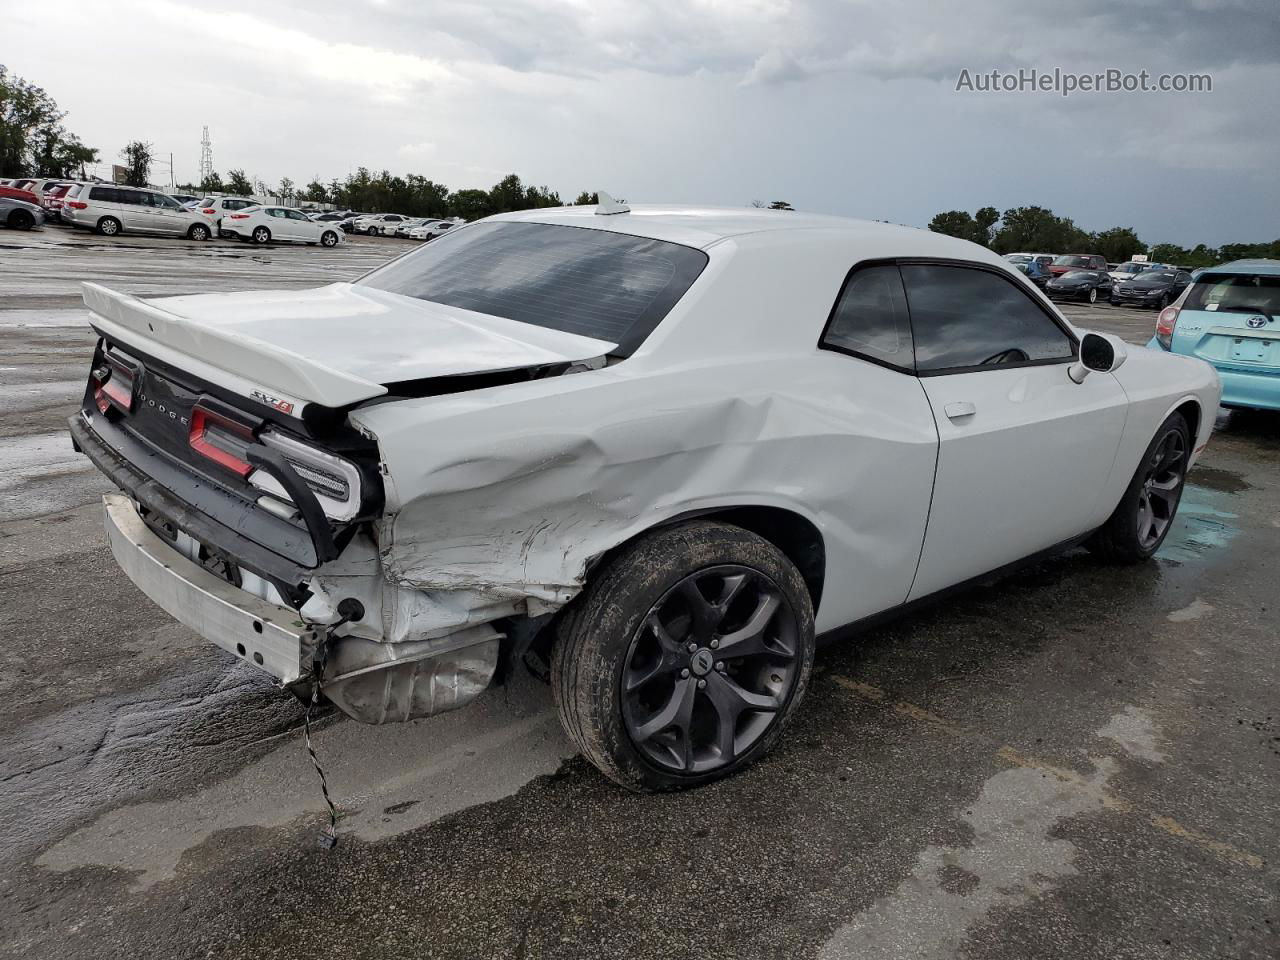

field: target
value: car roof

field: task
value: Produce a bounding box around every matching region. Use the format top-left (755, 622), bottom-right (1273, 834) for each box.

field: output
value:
top-left (491, 204), bottom-right (974, 254)
top-left (1203, 258), bottom-right (1280, 276)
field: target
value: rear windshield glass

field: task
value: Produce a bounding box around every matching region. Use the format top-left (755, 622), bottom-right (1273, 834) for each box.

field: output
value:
top-left (358, 221), bottom-right (708, 354)
top-left (1185, 273), bottom-right (1280, 315)
top-left (1054, 256), bottom-right (1093, 268)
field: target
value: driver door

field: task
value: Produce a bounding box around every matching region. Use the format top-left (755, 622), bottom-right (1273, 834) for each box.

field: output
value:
top-left (902, 262), bottom-right (1128, 600)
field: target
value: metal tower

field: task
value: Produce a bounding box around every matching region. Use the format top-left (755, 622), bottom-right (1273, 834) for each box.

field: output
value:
top-left (199, 126), bottom-right (213, 182)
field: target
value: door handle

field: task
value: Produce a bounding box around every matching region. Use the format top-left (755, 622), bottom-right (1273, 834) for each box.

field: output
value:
top-left (944, 401), bottom-right (976, 420)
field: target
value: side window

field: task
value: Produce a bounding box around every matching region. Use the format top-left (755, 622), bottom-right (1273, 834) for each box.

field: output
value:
top-left (89, 187), bottom-right (115, 203)
top-left (821, 264), bottom-right (914, 372)
top-left (901, 264), bottom-right (1074, 372)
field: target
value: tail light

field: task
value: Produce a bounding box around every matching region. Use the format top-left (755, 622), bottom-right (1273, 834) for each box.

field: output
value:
top-left (201, 208), bottom-right (216, 214)
top-left (229, 213), bottom-right (250, 219)
top-left (91, 350), bottom-right (138, 413)
top-left (1155, 305), bottom-right (1180, 350)
top-left (67, 200), bottom-right (87, 209)
top-left (189, 403), bottom-right (256, 477)
top-left (248, 430), bottom-right (362, 521)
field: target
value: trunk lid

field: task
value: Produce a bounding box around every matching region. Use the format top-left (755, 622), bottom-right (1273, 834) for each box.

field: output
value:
top-left (83, 282), bottom-right (615, 410)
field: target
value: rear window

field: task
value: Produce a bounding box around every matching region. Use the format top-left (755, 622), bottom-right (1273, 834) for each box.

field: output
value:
top-left (1054, 256), bottom-right (1093, 268)
top-left (358, 221), bottom-right (709, 354)
top-left (1185, 273), bottom-right (1280, 315)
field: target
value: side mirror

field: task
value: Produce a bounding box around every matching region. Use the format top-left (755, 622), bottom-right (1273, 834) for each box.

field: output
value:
top-left (1069, 332), bottom-right (1128, 383)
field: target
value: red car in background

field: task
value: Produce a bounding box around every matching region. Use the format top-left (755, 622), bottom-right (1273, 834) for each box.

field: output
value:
top-left (1049, 253), bottom-right (1108, 276)
top-left (41, 183), bottom-right (73, 221)
top-left (0, 184), bottom-right (41, 206)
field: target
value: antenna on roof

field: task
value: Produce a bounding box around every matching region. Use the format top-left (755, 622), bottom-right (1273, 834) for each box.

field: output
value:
top-left (595, 191), bottom-right (630, 216)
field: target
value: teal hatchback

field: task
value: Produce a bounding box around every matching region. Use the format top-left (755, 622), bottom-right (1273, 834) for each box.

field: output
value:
top-left (1148, 259), bottom-right (1280, 411)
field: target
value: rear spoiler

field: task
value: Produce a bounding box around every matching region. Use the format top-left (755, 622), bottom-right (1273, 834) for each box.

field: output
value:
top-left (82, 282), bottom-right (388, 410)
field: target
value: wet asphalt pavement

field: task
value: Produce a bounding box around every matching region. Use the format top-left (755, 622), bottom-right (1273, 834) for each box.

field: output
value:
top-left (0, 227), bottom-right (1276, 959)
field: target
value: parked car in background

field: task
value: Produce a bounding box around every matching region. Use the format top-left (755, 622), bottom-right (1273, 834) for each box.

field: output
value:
top-left (171, 194), bottom-right (200, 206)
top-left (407, 218), bottom-right (462, 241)
top-left (61, 184), bottom-right (214, 240)
top-left (310, 212), bottom-right (347, 223)
top-left (393, 218), bottom-right (432, 238)
top-left (1049, 254), bottom-right (1108, 277)
top-left (1111, 268), bottom-right (1192, 309)
top-left (1045, 269), bottom-right (1114, 303)
top-left (1150, 259), bottom-right (1280, 410)
top-left (220, 205), bottom-right (344, 246)
top-left (1011, 260), bottom-right (1050, 290)
top-left (0, 196), bottom-right (45, 230)
top-left (69, 205), bottom-right (1219, 793)
top-left (41, 183), bottom-right (77, 222)
top-left (190, 196), bottom-right (260, 236)
top-left (354, 213), bottom-right (411, 235)
top-left (0, 183), bottom-right (41, 206)
top-left (1110, 261), bottom-right (1155, 285)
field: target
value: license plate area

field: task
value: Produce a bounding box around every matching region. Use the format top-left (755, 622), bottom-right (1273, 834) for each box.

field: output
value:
top-left (1230, 338), bottom-right (1269, 363)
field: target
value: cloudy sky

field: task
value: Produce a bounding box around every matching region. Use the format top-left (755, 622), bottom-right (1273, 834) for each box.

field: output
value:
top-left (6, 0), bottom-right (1279, 246)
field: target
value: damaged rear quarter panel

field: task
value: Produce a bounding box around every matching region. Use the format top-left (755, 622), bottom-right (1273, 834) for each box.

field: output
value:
top-left (348, 234), bottom-right (941, 633)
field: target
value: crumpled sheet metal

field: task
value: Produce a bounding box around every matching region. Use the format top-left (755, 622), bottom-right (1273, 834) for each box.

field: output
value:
top-left (351, 358), bottom-right (937, 639)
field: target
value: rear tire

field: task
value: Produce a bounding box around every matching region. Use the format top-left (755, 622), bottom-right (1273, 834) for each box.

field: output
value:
top-left (188, 223), bottom-right (210, 241)
top-left (7, 208), bottom-right (35, 230)
top-left (1087, 412), bottom-right (1191, 563)
top-left (552, 521), bottom-right (814, 792)
top-left (252, 226), bottom-right (270, 244)
top-left (97, 216), bottom-right (121, 236)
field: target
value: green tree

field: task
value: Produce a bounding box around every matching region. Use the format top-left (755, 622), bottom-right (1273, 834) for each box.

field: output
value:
top-left (991, 206), bottom-right (1089, 254)
top-left (489, 173), bottom-right (526, 213)
top-left (768, 200), bottom-right (794, 210)
top-left (929, 210), bottom-right (980, 241)
top-left (0, 66), bottom-right (97, 178)
top-left (448, 188), bottom-right (494, 221)
top-left (574, 191), bottom-right (600, 205)
top-left (119, 140), bottom-right (153, 186)
top-left (277, 177), bottom-right (294, 202)
top-left (225, 168), bottom-right (253, 196)
top-left (1090, 227), bottom-right (1144, 264)
top-left (200, 170), bottom-right (224, 193)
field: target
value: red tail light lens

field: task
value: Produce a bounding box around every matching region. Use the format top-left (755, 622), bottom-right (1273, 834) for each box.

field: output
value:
top-left (67, 200), bottom-right (87, 209)
top-left (1155, 305), bottom-right (1180, 350)
top-left (201, 208), bottom-right (216, 214)
top-left (229, 213), bottom-right (250, 219)
top-left (92, 351), bottom-right (138, 413)
top-left (189, 404), bottom-right (256, 477)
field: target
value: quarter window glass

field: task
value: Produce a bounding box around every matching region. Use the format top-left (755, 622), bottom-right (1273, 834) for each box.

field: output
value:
top-left (901, 264), bottom-right (1074, 371)
top-left (823, 265), bottom-right (914, 370)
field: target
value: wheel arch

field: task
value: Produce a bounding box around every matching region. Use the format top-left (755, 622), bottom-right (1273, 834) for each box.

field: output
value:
top-left (588, 504), bottom-right (827, 617)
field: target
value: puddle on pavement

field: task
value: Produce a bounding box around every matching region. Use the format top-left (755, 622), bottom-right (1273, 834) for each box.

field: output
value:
top-left (1156, 483), bottom-right (1241, 566)
top-left (1188, 465), bottom-right (1251, 494)
top-left (33, 671), bottom-right (571, 891)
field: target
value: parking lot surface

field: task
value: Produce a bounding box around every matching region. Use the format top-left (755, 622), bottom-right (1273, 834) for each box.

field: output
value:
top-left (1, 229), bottom-right (1276, 959)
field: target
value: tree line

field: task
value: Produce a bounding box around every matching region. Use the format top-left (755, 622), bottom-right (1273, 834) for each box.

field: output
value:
top-left (179, 168), bottom-right (593, 221)
top-left (927, 205), bottom-right (1280, 269)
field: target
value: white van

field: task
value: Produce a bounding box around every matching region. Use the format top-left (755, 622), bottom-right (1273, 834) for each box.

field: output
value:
top-left (62, 184), bottom-right (215, 240)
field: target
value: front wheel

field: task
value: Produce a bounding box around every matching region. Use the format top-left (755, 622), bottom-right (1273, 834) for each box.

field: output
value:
top-left (321, 230), bottom-right (338, 247)
top-left (1087, 412), bottom-right (1191, 562)
top-left (1088, 288), bottom-right (1098, 304)
top-left (552, 521), bottom-right (814, 792)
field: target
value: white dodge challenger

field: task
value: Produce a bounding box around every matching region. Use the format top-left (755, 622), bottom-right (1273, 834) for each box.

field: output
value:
top-left (70, 201), bottom-right (1220, 791)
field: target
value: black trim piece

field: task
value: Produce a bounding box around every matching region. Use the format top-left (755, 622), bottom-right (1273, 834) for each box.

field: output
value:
top-left (247, 447), bottom-right (339, 563)
top-left (70, 413), bottom-right (318, 588)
